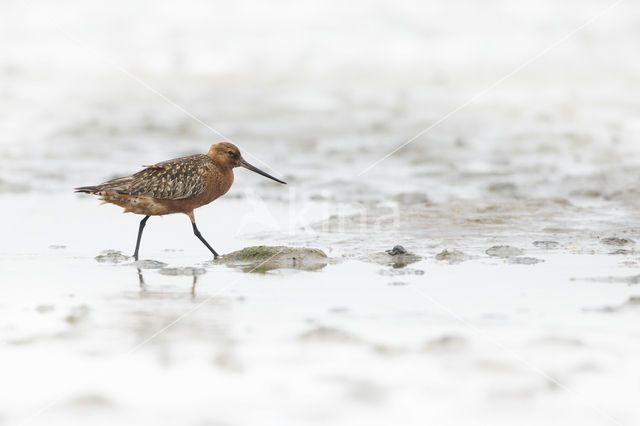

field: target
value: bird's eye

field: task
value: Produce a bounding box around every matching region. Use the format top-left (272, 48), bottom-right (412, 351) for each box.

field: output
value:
top-left (227, 150), bottom-right (235, 157)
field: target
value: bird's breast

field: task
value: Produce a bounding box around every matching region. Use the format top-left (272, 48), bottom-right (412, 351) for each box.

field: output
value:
top-left (202, 166), bottom-right (234, 205)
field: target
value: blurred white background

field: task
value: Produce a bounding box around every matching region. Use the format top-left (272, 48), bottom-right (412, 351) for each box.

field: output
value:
top-left (1, 1), bottom-right (640, 425)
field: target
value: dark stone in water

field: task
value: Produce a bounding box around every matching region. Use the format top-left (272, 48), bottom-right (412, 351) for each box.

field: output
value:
top-left (600, 237), bottom-right (635, 246)
top-left (386, 245), bottom-right (407, 256)
top-left (362, 247), bottom-right (421, 268)
top-left (486, 245), bottom-right (524, 258)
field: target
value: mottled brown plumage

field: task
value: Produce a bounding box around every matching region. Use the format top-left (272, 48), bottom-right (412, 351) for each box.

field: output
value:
top-left (101, 154), bottom-right (214, 199)
top-left (75, 142), bottom-right (286, 259)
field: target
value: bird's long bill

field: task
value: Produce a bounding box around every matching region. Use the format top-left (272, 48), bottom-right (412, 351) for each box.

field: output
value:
top-left (240, 159), bottom-right (287, 184)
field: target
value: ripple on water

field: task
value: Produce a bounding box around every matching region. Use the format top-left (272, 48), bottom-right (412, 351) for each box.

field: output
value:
top-left (583, 275), bottom-right (640, 285)
top-left (592, 296), bottom-right (640, 313)
top-left (486, 245), bottom-right (524, 258)
top-left (0, 178), bottom-right (30, 194)
top-left (508, 257), bottom-right (544, 265)
top-left (532, 241), bottom-right (560, 249)
top-left (95, 250), bottom-right (131, 264)
top-left (423, 335), bottom-right (468, 353)
top-left (600, 237), bottom-right (635, 247)
top-left (159, 267), bottom-right (207, 276)
top-left (609, 249), bottom-right (634, 256)
top-left (62, 393), bottom-right (114, 410)
top-left (136, 259), bottom-right (168, 269)
top-left (298, 326), bottom-right (359, 343)
top-left (379, 268), bottom-right (425, 276)
top-left (65, 305), bottom-right (90, 325)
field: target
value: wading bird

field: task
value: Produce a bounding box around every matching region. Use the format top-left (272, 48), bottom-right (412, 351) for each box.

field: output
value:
top-left (75, 142), bottom-right (286, 260)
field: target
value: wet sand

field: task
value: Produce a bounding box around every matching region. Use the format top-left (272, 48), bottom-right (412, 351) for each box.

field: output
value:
top-left (2, 190), bottom-right (640, 426)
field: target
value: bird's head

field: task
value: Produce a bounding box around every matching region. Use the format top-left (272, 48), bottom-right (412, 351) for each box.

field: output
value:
top-left (207, 142), bottom-right (286, 184)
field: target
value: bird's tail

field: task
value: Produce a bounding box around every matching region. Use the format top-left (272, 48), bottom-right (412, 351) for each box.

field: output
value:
top-left (74, 185), bottom-right (101, 194)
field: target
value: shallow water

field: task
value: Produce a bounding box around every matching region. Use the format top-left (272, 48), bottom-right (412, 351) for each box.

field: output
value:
top-left (2, 0), bottom-right (640, 425)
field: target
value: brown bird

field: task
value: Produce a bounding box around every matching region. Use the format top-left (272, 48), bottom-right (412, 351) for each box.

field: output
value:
top-left (75, 142), bottom-right (286, 260)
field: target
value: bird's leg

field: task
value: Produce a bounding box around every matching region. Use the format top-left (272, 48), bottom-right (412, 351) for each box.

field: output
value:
top-left (189, 212), bottom-right (219, 259)
top-left (133, 215), bottom-right (150, 260)
top-left (192, 222), bottom-right (220, 259)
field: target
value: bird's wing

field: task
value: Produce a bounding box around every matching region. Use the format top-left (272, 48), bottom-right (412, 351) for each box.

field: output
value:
top-left (97, 154), bottom-right (212, 200)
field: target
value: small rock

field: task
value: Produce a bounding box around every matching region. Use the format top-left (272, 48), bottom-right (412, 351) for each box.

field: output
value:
top-left (387, 281), bottom-right (409, 286)
top-left (36, 305), bottom-right (55, 313)
top-left (486, 245), bottom-right (524, 258)
top-left (95, 250), bottom-right (131, 264)
top-left (601, 237), bottom-right (635, 246)
top-left (367, 247), bottom-right (421, 268)
top-left (218, 245), bottom-right (329, 272)
top-left (386, 245), bottom-right (407, 256)
top-left (48, 245), bottom-right (67, 250)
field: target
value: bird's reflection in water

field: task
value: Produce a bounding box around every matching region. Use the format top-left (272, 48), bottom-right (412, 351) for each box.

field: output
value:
top-left (137, 267), bottom-right (199, 298)
top-left (137, 266), bottom-right (145, 288)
